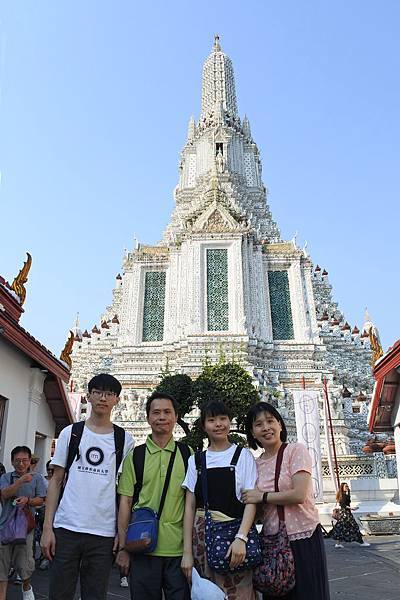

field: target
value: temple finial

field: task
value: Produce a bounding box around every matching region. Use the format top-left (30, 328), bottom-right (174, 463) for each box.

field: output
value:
top-left (201, 36), bottom-right (238, 119)
top-left (187, 116), bottom-right (195, 141)
top-left (11, 252), bottom-right (32, 306)
top-left (60, 331), bottom-right (74, 369)
top-left (369, 327), bottom-right (384, 365)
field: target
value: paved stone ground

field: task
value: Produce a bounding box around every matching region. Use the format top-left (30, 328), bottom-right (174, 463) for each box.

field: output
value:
top-left (6, 535), bottom-right (400, 599)
top-left (326, 535), bottom-right (400, 600)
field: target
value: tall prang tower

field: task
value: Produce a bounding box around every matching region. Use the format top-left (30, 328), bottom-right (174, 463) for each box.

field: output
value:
top-left (70, 37), bottom-right (375, 452)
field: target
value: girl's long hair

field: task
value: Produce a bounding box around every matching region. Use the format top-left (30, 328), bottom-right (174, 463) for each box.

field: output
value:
top-left (336, 482), bottom-right (349, 502)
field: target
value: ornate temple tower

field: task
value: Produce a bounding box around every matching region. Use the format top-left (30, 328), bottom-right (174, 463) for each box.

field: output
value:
top-left (70, 37), bottom-right (375, 453)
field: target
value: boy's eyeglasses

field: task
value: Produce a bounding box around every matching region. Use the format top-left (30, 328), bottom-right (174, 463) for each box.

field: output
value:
top-left (90, 390), bottom-right (116, 399)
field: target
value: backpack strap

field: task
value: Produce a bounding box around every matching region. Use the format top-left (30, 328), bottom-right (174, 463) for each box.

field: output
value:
top-left (131, 444), bottom-right (147, 506)
top-left (113, 424), bottom-right (126, 476)
top-left (230, 445), bottom-right (243, 466)
top-left (65, 421), bottom-right (85, 476)
top-left (58, 421), bottom-right (85, 504)
top-left (177, 442), bottom-right (191, 473)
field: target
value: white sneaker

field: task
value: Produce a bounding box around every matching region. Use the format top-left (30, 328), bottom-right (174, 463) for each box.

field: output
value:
top-left (120, 576), bottom-right (129, 588)
top-left (335, 543), bottom-right (344, 548)
top-left (14, 574), bottom-right (22, 584)
top-left (361, 541), bottom-right (370, 547)
top-left (22, 586), bottom-right (35, 600)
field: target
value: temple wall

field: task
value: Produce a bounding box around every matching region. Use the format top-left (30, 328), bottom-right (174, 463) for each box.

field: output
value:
top-left (0, 342), bottom-right (54, 470)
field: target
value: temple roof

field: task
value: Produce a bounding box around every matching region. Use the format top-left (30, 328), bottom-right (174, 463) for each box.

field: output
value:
top-left (369, 339), bottom-right (400, 432)
top-left (0, 276), bottom-right (24, 321)
top-left (0, 273), bottom-right (73, 434)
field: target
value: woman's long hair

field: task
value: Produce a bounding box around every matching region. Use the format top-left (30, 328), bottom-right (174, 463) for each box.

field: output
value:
top-left (336, 482), bottom-right (349, 503)
top-left (245, 402), bottom-right (288, 450)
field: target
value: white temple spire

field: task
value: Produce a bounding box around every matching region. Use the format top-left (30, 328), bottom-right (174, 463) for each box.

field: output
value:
top-left (187, 116), bottom-right (195, 141)
top-left (200, 35), bottom-right (238, 120)
top-left (72, 312), bottom-right (82, 339)
top-left (242, 115), bottom-right (252, 139)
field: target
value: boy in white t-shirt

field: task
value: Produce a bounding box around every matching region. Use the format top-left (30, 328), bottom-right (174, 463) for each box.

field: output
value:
top-left (41, 374), bottom-right (134, 600)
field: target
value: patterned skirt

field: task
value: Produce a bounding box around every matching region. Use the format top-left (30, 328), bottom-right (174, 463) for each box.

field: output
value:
top-left (328, 507), bottom-right (363, 543)
top-left (193, 514), bottom-right (256, 600)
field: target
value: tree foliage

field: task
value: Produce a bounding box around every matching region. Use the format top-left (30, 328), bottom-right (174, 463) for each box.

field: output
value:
top-left (193, 362), bottom-right (260, 431)
top-left (156, 361), bottom-right (260, 449)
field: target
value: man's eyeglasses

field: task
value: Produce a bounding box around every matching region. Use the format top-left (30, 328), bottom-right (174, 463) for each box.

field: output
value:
top-left (90, 390), bottom-right (116, 399)
top-left (14, 459), bottom-right (30, 464)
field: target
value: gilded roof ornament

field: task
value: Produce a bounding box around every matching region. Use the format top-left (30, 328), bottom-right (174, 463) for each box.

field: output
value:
top-left (369, 327), bottom-right (384, 365)
top-left (11, 252), bottom-right (32, 306)
top-left (60, 330), bottom-right (74, 370)
top-left (362, 307), bottom-right (383, 364)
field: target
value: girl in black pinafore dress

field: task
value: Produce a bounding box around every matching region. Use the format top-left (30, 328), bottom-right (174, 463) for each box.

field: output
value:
top-left (181, 401), bottom-right (258, 600)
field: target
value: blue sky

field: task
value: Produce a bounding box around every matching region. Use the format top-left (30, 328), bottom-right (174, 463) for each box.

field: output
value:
top-left (1, 1), bottom-right (399, 354)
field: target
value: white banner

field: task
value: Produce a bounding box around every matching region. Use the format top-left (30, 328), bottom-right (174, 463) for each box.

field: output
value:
top-left (292, 390), bottom-right (324, 502)
top-left (68, 392), bottom-right (89, 421)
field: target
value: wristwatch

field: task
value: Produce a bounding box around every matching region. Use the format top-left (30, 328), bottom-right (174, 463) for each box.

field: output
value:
top-left (235, 533), bottom-right (248, 543)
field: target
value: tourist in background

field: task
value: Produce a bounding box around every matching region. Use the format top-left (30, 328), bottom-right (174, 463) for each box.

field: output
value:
top-left (0, 445), bottom-right (47, 600)
top-left (44, 461), bottom-right (54, 483)
top-left (181, 401), bottom-right (258, 600)
top-left (243, 401), bottom-right (330, 600)
top-left (328, 482), bottom-right (370, 548)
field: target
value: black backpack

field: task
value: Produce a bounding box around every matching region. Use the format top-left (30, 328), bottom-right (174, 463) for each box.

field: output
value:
top-left (131, 442), bottom-right (191, 505)
top-left (59, 420), bottom-right (125, 501)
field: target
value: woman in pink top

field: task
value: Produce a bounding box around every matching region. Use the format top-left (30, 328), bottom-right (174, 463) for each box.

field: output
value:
top-left (242, 402), bottom-right (330, 600)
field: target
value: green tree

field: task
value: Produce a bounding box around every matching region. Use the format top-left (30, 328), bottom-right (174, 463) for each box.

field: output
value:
top-left (156, 361), bottom-right (260, 449)
top-left (192, 362), bottom-right (260, 433)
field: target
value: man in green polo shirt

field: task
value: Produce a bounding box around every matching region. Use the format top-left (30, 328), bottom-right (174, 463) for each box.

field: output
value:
top-left (116, 392), bottom-right (191, 600)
